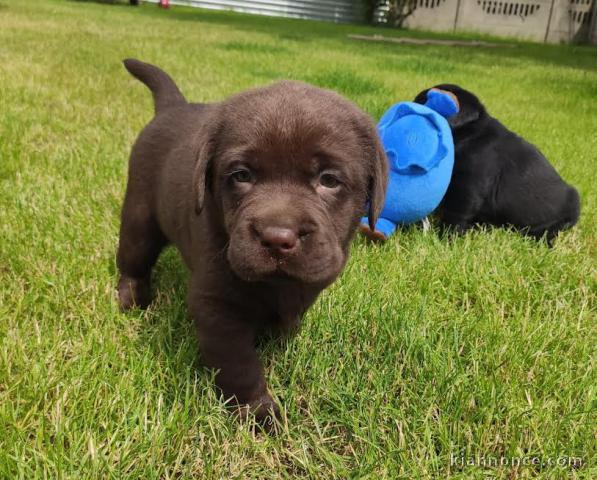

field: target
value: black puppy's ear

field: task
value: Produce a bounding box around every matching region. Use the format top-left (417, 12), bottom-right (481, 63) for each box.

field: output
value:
top-left (413, 88), bottom-right (430, 105)
top-left (366, 128), bottom-right (389, 230)
top-left (445, 88), bottom-right (485, 129)
top-left (414, 85), bottom-right (482, 129)
top-left (193, 114), bottom-right (224, 215)
top-left (448, 100), bottom-right (481, 129)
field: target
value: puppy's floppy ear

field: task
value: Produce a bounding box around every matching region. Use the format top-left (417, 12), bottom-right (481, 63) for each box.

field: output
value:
top-left (413, 88), bottom-right (430, 105)
top-left (446, 89), bottom-right (484, 129)
top-left (448, 101), bottom-right (480, 129)
top-left (415, 85), bottom-right (483, 129)
top-left (193, 111), bottom-right (224, 215)
top-left (365, 124), bottom-right (389, 230)
top-left (193, 138), bottom-right (213, 215)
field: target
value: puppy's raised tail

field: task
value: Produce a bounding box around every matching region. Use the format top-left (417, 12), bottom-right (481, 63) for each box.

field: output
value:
top-left (123, 58), bottom-right (186, 114)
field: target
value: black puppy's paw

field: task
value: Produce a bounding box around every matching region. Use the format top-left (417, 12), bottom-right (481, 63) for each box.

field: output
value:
top-left (117, 275), bottom-right (152, 311)
top-left (438, 222), bottom-right (472, 240)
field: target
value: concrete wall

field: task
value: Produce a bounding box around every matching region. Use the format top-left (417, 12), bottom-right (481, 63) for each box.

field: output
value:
top-left (545, 0), bottom-right (596, 42)
top-left (407, 0), bottom-right (460, 31)
top-left (453, 0), bottom-right (554, 41)
top-left (394, 0), bottom-right (597, 43)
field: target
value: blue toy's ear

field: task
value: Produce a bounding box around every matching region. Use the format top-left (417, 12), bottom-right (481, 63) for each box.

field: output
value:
top-left (424, 89), bottom-right (459, 119)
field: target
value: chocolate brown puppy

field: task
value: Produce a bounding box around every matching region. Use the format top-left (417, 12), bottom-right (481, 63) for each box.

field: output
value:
top-left (414, 84), bottom-right (580, 244)
top-left (116, 59), bottom-right (388, 426)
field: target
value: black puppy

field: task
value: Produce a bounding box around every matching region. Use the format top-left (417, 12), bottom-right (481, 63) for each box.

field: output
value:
top-left (414, 84), bottom-right (580, 243)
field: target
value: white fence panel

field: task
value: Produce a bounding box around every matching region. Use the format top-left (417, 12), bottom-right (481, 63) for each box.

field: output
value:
top-left (404, 0), bottom-right (460, 32)
top-left (455, 0), bottom-right (554, 41)
top-left (377, 0), bottom-right (597, 42)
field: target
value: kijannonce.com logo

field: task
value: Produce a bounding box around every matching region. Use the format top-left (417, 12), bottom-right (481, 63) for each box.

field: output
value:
top-left (450, 453), bottom-right (584, 469)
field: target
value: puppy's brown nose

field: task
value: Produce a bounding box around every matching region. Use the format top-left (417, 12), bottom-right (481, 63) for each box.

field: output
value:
top-left (257, 226), bottom-right (298, 255)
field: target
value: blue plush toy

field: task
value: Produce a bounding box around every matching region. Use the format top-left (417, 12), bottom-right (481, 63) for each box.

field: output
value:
top-left (360, 88), bottom-right (459, 241)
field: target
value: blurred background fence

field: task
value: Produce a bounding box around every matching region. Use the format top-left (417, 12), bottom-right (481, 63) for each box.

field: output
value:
top-left (375, 0), bottom-right (597, 43)
top-left (145, 0), bottom-right (596, 43)
top-left (148, 0), bottom-right (364, 22)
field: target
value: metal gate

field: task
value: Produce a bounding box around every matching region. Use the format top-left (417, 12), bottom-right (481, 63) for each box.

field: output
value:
top-left (159, 0), bottom-right (364, 23)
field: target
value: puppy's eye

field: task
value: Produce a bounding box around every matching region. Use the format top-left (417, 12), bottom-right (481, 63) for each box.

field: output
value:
top-left (319, 173), bottom-right (340, 189)
top-left (231, 169), bottom-right (253, 183)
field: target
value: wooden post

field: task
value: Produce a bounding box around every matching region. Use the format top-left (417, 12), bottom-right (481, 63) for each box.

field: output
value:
top-left (544, 0), bottom-right (556, 43)
top-left (453, 0), bottom-right (462, 32)
top-left (589, 0), bottom-right (597, 44)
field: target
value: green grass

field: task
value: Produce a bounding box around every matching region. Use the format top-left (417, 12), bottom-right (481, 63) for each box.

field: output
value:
top-left (1, 0), bottom-right (595, 478)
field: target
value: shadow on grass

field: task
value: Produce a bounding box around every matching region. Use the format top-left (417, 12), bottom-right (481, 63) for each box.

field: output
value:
top-left (305, 69), bottom-right (384, 96)
top-left (128, 247), bottom-right (290, 411)
top-left (136, 248), bottom-right (197, 365)
top-left (69, 0), bottom-right (134, 7)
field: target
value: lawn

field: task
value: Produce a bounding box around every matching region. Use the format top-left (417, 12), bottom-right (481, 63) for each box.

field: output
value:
top-left (0, 0), bottom-right (595, 478)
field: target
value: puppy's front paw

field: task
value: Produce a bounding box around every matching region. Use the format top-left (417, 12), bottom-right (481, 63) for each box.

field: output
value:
top-left (237, 393), bottom-right (281, 433)
top-left (117, 275), bottom-right (151, 311)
